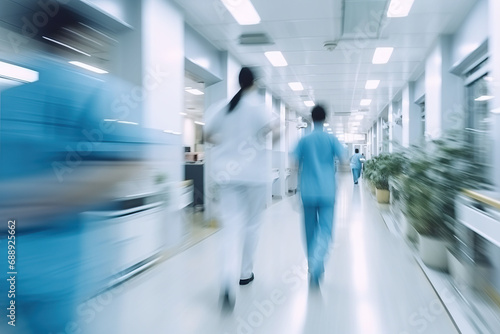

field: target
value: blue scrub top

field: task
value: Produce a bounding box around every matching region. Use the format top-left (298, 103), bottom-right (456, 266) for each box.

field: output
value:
top-left (293, 126), bottom-right (345, 203)
top-left (350, 153), bottom-right (363, 169)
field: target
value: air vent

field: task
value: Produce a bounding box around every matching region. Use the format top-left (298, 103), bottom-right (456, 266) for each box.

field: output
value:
top-left (238, 33), bottom-right (274, 45)
top-left (342, 1), bottom-right (386, 39)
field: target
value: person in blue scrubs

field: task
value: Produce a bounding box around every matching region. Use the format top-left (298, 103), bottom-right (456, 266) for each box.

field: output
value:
top-left (350, 148), bottom-right (363, 184)
top-left (293, 105), bottom-right (345, 286)
top-left (0, 54), bottom-right (143, 333)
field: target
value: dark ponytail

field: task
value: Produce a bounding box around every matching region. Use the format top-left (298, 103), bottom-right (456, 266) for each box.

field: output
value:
top-left (228, 67), bottom-right (254, 112)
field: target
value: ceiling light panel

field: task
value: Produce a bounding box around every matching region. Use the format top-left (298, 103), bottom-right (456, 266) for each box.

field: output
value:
top-left (360, 99), bottom-right (372, 106)
top-left (288, 82), bottom-right (304, 91)
top-left (221, 0), bottom-right (261, 25)
top-left (387, 0), bottom-right (415, 18)
top-left (0, 61), bottom-right (39, 82)
top-left (365, 80), bottom-right (380, 89)
top-left (265, 51), bottom-right (288, 67)
top-left (372, 47), bottom-right (394, 64)
top-left (185, 88), bottom-right (204, 95)
top-left (69, 61), bottom-right (108, 74)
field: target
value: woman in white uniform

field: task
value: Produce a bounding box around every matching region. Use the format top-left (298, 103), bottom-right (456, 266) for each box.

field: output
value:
top-left (205, 67), bottom-right (273, 311)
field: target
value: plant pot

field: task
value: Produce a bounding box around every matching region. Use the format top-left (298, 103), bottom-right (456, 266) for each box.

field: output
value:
top-left (447, 249), bottom-right (490, 291)
top-left (418, 234), bottom-right (449, 271)
top-left (375, 188), bottom-right (390, 204)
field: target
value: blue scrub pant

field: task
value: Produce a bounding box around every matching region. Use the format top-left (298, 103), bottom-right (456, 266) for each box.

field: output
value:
top-left (302, 200), bottom-right (335, 279)
top-left (352, 168), bottom-right (361, 183)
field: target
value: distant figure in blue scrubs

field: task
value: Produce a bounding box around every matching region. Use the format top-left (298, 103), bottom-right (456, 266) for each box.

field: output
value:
top-left (293, 105), bottom-right (345, 286)
top-left (350, 148), bottom-right (363, 184)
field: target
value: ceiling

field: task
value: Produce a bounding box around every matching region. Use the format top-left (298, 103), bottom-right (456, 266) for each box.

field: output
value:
top-left (0, 0), bottom-right (126, 71)
top-left (172, 0), bottom-right (478, 133)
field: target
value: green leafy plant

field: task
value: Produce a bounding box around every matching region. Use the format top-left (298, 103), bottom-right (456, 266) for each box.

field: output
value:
top-left (362, 156), bottom-right (378, 184)
top-left (400, 130), bottom-right (487, 238)
top-left (365, 153), bottom-right (406, 190)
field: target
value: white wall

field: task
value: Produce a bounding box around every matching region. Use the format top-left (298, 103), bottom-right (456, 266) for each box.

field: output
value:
top-left (391, 100), bottom-right (402, 150)
top-left (227, 54), bottom-right (241, 98)
top-left (425, 41), bottom-right (443, 139)
top-left (141, 0), bottom-right (184, 184)
top-left (451, 0), bottom-right (489, 67)
top-left (286, 109), bottom-right (300, 160)
top-left (185, 24), bottom-right (223, 81)
top-left (183, 118), bottom-right (195, 151)
top-left (425, 35), bottom-right (464, 140)
top-left (401, 82), bottom-right (422, 147)
top-left (414, 74), bottom-right (425, 102)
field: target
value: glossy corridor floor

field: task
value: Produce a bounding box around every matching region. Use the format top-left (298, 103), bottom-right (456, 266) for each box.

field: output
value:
top-left (83, 172), bottom-right (459, 334)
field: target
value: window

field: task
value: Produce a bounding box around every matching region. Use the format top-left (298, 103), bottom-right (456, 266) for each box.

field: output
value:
top-left (465, 73), bottom-right (493, 173)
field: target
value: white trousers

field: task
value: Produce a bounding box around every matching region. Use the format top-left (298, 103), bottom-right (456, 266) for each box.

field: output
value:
top-left (218, 183), bottom-right (266, 295)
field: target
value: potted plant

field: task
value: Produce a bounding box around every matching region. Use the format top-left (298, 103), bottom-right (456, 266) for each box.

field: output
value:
top-left (362, 157), bottom-right (377, 195)
top-left (400, 130), bottom-right (486, 270)
top-left (400, 156), bottom-right (451, 269)
top-left (372, 153), bottom-right (406, 204)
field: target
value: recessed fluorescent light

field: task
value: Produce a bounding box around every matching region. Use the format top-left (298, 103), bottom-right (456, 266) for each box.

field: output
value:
top-left (372, 47), bottom-right (394, 64)
top-left (118, 121), bottom-right (139, 125)
top-left (63, 27), bottom-right (102, 46)
top-left (0, 61), bottom-right (38, 82)
top-left (265, 51), bottom-right (288, 67)
top-left (288, 82), bottom-right (304, 91)
top-left (221, 0), bottom-right (261, 25)
top-left (163, 130), bottom-right (181, 135)
top-left (475, 95), bottom-right (494, 101)
top-left (195, 121), bottom-right (205, 125)
top-left (43, 36), bottom-right (91, 57)
top-left (387, 0), bottom-right (415, 18)
top-left (304, 101), bottom-right (315, 107)
top-left (180, 112), bottom-right (187, 116)
top-left (484, 76), bottom-right (494, 82)
top-left (355, 115), bottom-right (364, 120)
top-left (117, 121), bottom-right (139, 125)
top-left (324, 123), bottom-right (329, 126)
top-left (185, 88), bottom-right (204, 95)
top-left (69, 61), bottom-right (108, 74)
top-left (360, 99), bottom-right (372, 106)
top-left (365, 80), bottom-right (380, 89)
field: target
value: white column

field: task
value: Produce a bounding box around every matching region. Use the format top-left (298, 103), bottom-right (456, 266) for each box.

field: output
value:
top-left (279, 101), bottom-right (286, 198)
top-left (425, 35), bottom-right (464, 140)
top-left (391, 100), bottom-right (402, 149)
top-left (265, 90), bottom-right (273, 206)
top-left (377, 118), bottom-right (382, 154)
top-left (402, 82), bottom-right (423, 147)
top-left (388, 103), bottom-right (394, 152)
top-left (141, 0), bottom-right (184, 181)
